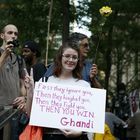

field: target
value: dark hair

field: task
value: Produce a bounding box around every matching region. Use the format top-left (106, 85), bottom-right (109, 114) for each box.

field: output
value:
top-left (69, 32), bottom-right (88, 47)
top-left (53, 40), bottom-right (82, 79)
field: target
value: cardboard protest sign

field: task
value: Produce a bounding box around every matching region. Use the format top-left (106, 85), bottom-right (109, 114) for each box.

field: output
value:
top-left (29, 82), bottom-right (106, 133)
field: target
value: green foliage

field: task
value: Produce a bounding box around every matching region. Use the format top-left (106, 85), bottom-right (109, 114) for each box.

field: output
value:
top-left (0, 0), bottom-right (139, 93)
top-left (73, 0), bottom-right (140, 93)
top-left (0, 0), bottom-right (76, 60)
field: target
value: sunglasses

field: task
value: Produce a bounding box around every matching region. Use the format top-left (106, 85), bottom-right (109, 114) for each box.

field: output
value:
top-left (81, 43), bottom-right (89, 48)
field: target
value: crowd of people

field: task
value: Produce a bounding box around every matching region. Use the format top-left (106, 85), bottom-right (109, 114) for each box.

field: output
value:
top-left (0, 23), bottom-right (140, 140)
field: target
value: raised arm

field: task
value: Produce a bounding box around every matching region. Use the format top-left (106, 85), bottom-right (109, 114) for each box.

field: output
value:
top-left (24, 68), bottom-right (34, 116)
top-left (90, 64), bottom-right (102, 88)
top-left (0, 42), bottom-right (13, 69)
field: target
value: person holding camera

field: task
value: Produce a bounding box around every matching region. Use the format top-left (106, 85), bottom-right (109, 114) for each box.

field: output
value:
top-left (0, 24), bottom-right (26, 140)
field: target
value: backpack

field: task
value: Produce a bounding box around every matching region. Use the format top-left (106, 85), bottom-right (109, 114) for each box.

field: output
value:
top-left (41, 76), bottom-right (48, 82)
top-left (113, 123), bottom-right (126, 140)
top-left (17, 55), bottom-right (24, 77)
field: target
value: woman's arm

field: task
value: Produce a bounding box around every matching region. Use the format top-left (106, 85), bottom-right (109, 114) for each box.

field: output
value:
top-left (24, 68), bottom-right (34, 116)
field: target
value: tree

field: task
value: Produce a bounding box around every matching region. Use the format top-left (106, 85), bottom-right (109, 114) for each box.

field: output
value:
top-left (61, 0), bottom-right (69, 44)
top-left (73, 0), bottom-right (140, 96)
top-left (0, 0), bottom-right (76, 63)
top-left (0, 0), bottom-right (139, 93)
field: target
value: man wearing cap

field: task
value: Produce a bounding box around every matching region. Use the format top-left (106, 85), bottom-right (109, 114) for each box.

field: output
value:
top-left (22, 40), bottom-right (46, 82)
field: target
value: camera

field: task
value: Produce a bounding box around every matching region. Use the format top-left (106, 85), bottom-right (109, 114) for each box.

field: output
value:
top-left (7, 40), bottom-right (19, 48)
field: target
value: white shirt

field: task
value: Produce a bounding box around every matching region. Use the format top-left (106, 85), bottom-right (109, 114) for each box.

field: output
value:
top-left (47, 75), bottom-right (90, 87)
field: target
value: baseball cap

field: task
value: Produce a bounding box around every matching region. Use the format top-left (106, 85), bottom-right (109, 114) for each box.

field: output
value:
top-left (23, 40), bottom-right (41, 57)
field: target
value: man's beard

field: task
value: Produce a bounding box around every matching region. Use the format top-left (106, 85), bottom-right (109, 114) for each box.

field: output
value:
top-left (23, 56), bottom-right (33, 66)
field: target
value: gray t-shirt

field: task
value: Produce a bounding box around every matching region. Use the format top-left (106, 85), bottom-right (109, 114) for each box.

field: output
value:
top-left (0, 50), bottom-right (25, 105)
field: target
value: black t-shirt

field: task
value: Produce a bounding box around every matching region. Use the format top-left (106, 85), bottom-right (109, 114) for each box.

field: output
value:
top-left (27, 63), bottom-right (46, 82)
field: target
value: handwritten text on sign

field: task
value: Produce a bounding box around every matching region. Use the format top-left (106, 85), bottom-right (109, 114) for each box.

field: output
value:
top-left (29, 82), bottom-right (106, 133)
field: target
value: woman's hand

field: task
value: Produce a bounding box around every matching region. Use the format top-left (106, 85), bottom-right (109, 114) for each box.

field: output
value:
top-left (60, 129), bottom-right (82, 138)
top-left (90, 64), bottom-right (102, 88)
top-left (89, 64), bottom-right (98, 80)
top-left (24, 68), bottom-right (34, 99)
top-left (24, 68), bottom-right (34, 115)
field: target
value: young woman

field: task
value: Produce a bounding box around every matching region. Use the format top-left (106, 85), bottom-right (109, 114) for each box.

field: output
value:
top-left (44, 32), bottom-right (102, 89)
top-left (24, 40), bottom-right (90, 140)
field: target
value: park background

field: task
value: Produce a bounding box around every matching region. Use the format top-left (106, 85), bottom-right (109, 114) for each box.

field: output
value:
top-left (0, 0), bottom-right (139, 103)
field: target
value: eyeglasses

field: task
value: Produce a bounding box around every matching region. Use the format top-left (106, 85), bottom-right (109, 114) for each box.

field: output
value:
top-left (62, 54), bottom-right (79, 62)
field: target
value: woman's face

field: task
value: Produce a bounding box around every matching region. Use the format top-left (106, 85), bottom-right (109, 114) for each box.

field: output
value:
top-left (61, 48), bottom-right (79, 72)
top-left (79, 38), bottom-right (89, 58)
